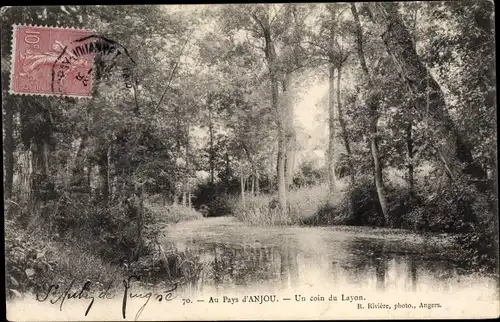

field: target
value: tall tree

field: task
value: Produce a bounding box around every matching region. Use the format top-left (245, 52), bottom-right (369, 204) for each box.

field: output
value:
top-left (306, 3), bottom-right (352, 192)
top-left (2, 95), bottom-right (15, 200)
top-left (327, 64), bottom-right (336, 194)
top-left (279, 4), bottom-right (313, 188)
top-left (252, 7), bottom-right (286, 209)
top-left (219, 4), bottom-right (297, 210)
top-left (351, 3), bottom-right (389, 225)
top-left (368, 2), bottom-right (486, 182)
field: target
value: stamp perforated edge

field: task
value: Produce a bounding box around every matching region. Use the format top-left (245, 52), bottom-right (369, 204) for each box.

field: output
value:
top-left (9, 24), bottom-right (96, 99)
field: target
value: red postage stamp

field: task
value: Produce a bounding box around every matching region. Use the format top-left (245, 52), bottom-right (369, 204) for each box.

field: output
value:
top-left (10, 25), bottom-right (94, 98)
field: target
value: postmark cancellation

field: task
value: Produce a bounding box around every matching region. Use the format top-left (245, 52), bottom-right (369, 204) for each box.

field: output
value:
top-left (10, 25), bottom-right (95, 98)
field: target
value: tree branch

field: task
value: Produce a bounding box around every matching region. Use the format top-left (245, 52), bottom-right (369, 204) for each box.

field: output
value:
top-left (350, 3), bottom-right (371, 83)
top-left (269, 4), bottom-right (286, 27)
top-left (251, 12), bottom-right (267, 36)
top-left (245, 32), bottom-right (266, 52)
top-left (154, 29), bottom-right (194, 111)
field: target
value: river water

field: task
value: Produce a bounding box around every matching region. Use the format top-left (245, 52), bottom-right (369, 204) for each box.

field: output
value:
top-left (6, 216), bottom-right (499, 320)
top-left (159, 216), bottom-right (499, 318)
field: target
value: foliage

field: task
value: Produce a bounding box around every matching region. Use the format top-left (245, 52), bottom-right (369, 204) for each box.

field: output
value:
top-left (5, 217), bottom-right (124, 299)
top-left (420, 0), bottom-right (496, 173)
top-left (336, 176), bottom-right (385, 226)
top-left (293, 160), bottom-right (324, 188)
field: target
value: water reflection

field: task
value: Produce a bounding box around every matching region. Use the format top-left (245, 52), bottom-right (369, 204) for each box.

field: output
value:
top-left (161, 218), bottom-right (496, 298)
top-left (162, 240), bottom-right (443, 295)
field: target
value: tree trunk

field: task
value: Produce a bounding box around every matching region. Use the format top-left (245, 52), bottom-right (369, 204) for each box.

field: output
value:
top-left (251, 175), bottom-right (255, 196)
top-left (70, 133), bottom-right (91, 193)
top-left (336, 66), bottom-right (355, 183)
top-left (351, 3), bottom-right (390, 226)
top-left (225, 152), bottom-right (230, 192)
top-left (98, 150), bottom-right (109, 203)
top-left (254, 13), bottom-right (287, 211)
top-left (106, 144), bottom-right (112, 200)
top-left (336, 67), bottom-right (343, 139)
top-left (269, 40), bottom-right (287, 210)
top-left (406, 121), bottom-right (415, 198)
top-left (350, 4), bottom-right (370, 77)
top-left (18, 149), bottom-right (32, 208)
top-left (133, 188), bottom-right (144, 262)
top-left (369, 2), bottom-right (486, 180)
top-left (42, 140), bottom-right (50, 177)
top-left (327, 64), bottom-right (336, 195)
top-left (256, 172), bottom-right (260, 195)
top-left (31, 139), bottom-right (54, 204)
top-left (370, 122), bottom-right (389, 226)
top-left (175, 104), bottom-right (182, 204)
top-left (337, 101), bottom-right (351, 156)
top-left (69, 134), bottom-right (87, 186)
top-left (276, 122), bottom-right (287, 211)
top-left (3, 98), bottom-right (14, 200)
top-left (86, 160), bottom-right (92, 192)
top-left (208, 94), bottom-right (215, 185)
top-left (283, 72), bottom-right (296, 188)
top-left (240, 163), bottom-right (245, 206)
top-left (184, 124), bottom-right (190, 207)
top-left (286, 149), bottom-right (295, 188)
top-left (407, 31), bottom-right (417, 200)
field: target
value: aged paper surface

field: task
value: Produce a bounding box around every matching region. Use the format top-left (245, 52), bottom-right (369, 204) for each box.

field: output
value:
top-left (2, 3), bottom-right (499, 320)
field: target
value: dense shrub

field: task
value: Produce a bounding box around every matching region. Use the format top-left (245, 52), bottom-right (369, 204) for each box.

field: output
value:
top-left (208, 193), bottom-right (235, 216)
top-left (329, 172), bottom-right (498, 272)
top-left (5, 186), bottom-right (206, 299)
top-left (328, 173), bottom-right (491, 234)
top-left (451, 181), bottom-right (498, 273)
top-left (304, 201), bottom-right (343, 226)
top-left (192, 183), bottom-right (235, 217)
top-left (293, 160), bottom-right (324, 188)
top-left (335, 176), bottom-right (385, 226)
top-left (5, 217), bottom-right (124, 299)
top-left (5, 219), bottom-right (54, 298)
top-left (334, 153), bottom-right (353, 180)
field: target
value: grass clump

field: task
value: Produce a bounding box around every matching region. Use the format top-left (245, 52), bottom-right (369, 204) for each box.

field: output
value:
top-left (145, 201), bottom-right (203, 224)
top-left (232, 183), bottom-right (347, 226)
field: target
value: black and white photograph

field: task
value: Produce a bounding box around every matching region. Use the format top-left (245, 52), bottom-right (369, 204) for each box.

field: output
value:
top-left (2, 2), bottom-right (498, 320)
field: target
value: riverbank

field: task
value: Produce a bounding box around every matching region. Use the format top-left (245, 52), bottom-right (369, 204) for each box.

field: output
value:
top-left (227, 175), bottom-right (498, 273)
top-left (5, 200), bottom-right (204, 300)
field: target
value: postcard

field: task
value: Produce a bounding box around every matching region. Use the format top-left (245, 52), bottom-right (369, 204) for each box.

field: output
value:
top-left (2, 3), bottom-right (498, 320)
